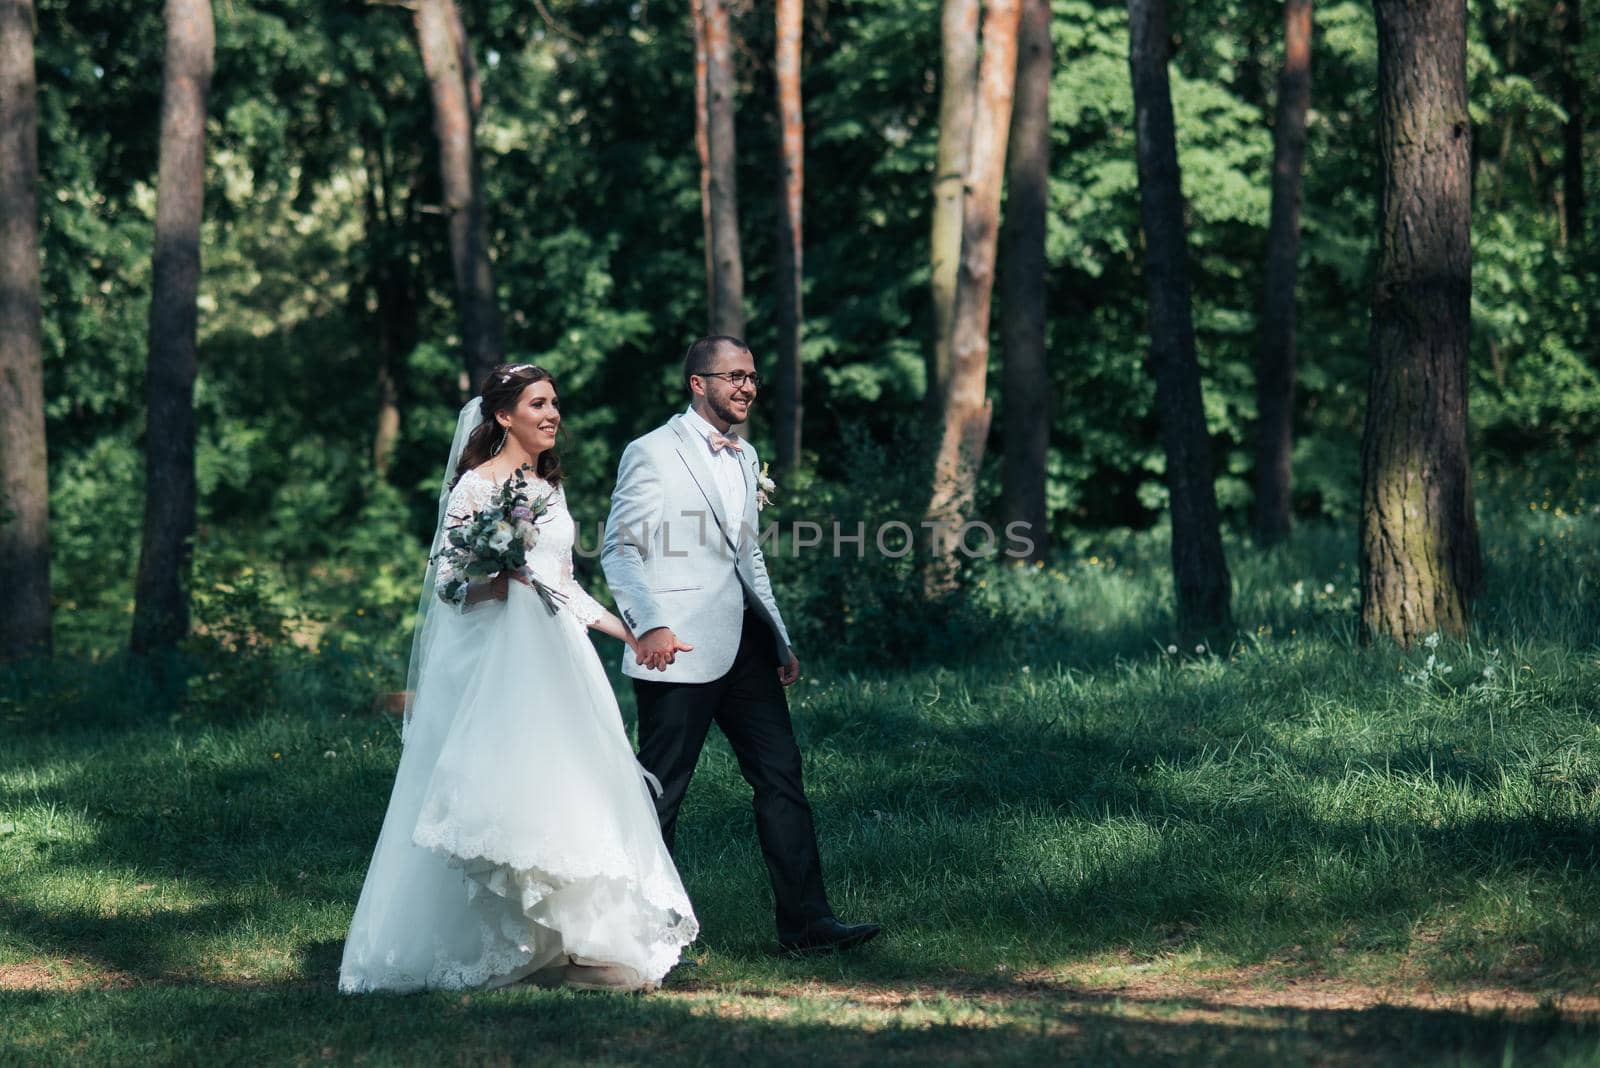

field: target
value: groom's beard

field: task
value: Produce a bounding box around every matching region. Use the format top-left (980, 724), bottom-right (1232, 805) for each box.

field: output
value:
top-left (707, 392), bottom-right (751, 427)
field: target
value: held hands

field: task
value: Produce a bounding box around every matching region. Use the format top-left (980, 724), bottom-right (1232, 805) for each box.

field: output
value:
top-left (634, 626), bottom-right (694, 671)
top-left (628, 626), bottom-right (796, 680)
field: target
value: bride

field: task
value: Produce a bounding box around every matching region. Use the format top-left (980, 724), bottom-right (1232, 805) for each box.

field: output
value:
top-left (339, 363), bottom-right (697, 994)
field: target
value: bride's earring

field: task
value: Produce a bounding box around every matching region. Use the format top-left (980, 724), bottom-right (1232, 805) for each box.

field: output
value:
top-left (491, 427), bottom-right (507, 457)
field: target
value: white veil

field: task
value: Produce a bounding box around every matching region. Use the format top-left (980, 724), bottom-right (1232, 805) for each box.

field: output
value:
top-left (402, 397), bottom-right (485, 741)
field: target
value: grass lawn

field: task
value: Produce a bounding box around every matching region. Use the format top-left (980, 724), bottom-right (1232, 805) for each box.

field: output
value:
top-left (4, 502), bottom-right (1600, 1065)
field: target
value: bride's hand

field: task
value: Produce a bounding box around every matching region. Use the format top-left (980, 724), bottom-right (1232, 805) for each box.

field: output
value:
top-left (486, 570), bottom-right (531, 602)
top-left (464, 572), bottom-right (514, 605)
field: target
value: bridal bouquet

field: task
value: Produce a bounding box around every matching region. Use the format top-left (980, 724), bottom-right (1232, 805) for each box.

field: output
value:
top-left (435, 465), bottom-right (563, 614)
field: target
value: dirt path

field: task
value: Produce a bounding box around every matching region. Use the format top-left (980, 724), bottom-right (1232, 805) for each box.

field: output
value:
top-left (5, 954), bottom-right (1597, 1022)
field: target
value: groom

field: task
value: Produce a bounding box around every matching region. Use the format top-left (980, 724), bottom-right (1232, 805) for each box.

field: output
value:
top-left (601, 335), bottom-right (881, 955)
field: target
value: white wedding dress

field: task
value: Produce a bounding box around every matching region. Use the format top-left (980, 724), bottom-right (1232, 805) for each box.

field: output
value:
top-left (339, 410), bottom-right (697, 994)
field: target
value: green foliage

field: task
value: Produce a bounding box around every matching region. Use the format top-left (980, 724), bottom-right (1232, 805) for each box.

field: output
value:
top-left (26, 0), bottom-right (1600, 649)
top-left (760, 421), bottom-right (941, 663)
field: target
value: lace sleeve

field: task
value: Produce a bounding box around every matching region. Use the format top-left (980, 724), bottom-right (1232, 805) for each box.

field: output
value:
top-left (555, 488), bottom-right (606, 628)
top-left (436, 473), bottom-right (492, 610)
top-left (558, 560), bottom-right (606, 628)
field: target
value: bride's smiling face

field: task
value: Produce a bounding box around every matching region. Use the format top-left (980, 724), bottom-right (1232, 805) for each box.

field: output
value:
top-left (497, 379), bottom-right (561, 456)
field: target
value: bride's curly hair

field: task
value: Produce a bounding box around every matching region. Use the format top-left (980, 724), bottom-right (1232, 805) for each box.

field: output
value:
top-left (452, 364), bottom-right (565, 489)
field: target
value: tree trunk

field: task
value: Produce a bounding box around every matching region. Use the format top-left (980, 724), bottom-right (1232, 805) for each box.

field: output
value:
top-left (703, 0), bottom-right (745, 337)
top-left (999, 0), bottom-right (1050, 562)
top-left (374, 353), bottom-right (401, 476)
top-left (1253, 0), bottom-right (1312, 547)
top-left (1126, 0), bottom-right (1233, 635)
top-left (1563, 0), bottom-right (1584, 249)
top-left (363, 130), bottom-right (416, 478)
top-left (925, 0), bottom-right (1021, 588)
top-left (132, 0), bottom-right (212, 656)
top-left (691, 0), bottom-right (714, 319)
top-left (927, 0), bottom-right (980, 419)
top-left (0, 0), bottom-right (50, 658)
top-left (1359, 0), bottom-right (1479, 646)
top-left (773, 0), bottom-right (804, 471)
top-left (1488, 13), bottom-right (1518, 211)
top-left (415, 0), bottom-right (503, 392)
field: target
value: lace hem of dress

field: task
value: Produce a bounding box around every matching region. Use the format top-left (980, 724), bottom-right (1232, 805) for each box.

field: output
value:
top-left (407, 819), bottom-right (698, 983)
top-left (337, 922), bottom-right (540, 994)
top-left (338, 823), bottom-right (697, 994)
top-left (410, 818), bottom-right (694, 919)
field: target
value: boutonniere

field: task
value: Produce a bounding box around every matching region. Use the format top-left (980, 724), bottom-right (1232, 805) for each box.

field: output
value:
top-left (754, 460), bottom-right (776, 511)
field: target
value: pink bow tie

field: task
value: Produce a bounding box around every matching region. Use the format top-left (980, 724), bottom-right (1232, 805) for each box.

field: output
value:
top-left (708, 431), bottom-right (742, 454)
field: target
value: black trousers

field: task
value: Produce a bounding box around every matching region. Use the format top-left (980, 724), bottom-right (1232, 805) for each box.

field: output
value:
top-left (633, 609), bottom-right (831, 938)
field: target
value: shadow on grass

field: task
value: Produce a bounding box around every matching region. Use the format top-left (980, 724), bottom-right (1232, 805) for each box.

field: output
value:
top-left (9, 674), bottom-right (1600, 996)
top-left (7, 511), bottom-right (1600, 1030)
top-left (3, 970), bottom-right (1598, 1067)
top-left (0, 899), bottom-right (251, 983)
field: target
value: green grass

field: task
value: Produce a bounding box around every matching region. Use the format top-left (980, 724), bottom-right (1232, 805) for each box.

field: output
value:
top-left (5, 500), bottom-right (1600, 1064)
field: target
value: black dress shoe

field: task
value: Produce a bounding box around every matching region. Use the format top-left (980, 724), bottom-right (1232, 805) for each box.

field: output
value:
top-left (777, 917), bottom-right (883, 956)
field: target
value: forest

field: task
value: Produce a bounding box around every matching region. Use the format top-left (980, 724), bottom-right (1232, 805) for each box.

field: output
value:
top-left (0, 0), bottom-right (1592, 661)
top-left (3, 0), bottom-right (1600, 1062)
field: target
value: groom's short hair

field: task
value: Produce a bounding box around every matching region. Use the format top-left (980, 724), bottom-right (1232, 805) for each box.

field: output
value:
top-left (683, 335), bottom-right (749, 390)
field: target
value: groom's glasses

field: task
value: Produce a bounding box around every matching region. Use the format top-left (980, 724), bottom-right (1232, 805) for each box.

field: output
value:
top-left (699, 370), bottom-right (761, 390)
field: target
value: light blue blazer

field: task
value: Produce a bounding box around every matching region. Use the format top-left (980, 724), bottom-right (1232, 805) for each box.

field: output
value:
top-left (601, 415), bottom-right (794, 683)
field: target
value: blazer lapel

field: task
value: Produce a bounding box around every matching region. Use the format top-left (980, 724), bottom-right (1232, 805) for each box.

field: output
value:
top-left (738, 453), bottom-right (757, 550)
top-left (667, 415), bottom-right (740, 553)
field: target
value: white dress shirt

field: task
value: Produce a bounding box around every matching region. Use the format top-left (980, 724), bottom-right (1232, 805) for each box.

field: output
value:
top-left (682, 404), bottom-right (748, 536)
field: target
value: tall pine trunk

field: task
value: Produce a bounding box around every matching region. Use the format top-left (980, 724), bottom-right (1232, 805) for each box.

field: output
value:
top-left (927, 0), bottom-right (980, 419)
top-left (999, 0), bottom-right (1050, 562)
top-left (1126, 0), bottom-right (1233, 635)
top-left (0, 0), bottom-right (50, 658)
top-left (132, 0), bottom-right (213, 655)
top-left (1253, 0), bottom-right (1313, 547)
top-left (1360, 0), bottom-right (1479, 646)
top-left (773, 0), bottom-right (804, 471)
top-left (691, 0), bottom-right (714, 319)
top-left (415, 0), bottom-right (502, 391)
top-left (1563, 0), bottom-right (1584, 249)
top-left (702, 0), bottom-right (744, 337)
top-left (363, 130), bottom-right (417, 478)
top-left (925, 0), bottom-right (1021, 587)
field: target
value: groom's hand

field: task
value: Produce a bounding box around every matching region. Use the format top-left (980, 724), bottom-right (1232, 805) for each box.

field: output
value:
top-left (778, 653), bottom-right (800, 687)
top-left (636, 627), bottom-right (694, 670)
